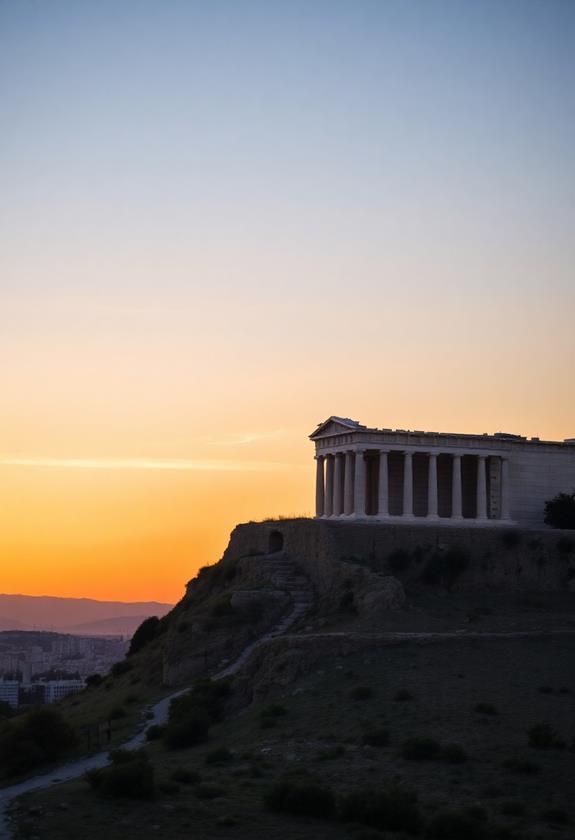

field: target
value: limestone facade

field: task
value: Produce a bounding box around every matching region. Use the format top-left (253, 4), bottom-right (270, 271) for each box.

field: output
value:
top-left (310, 417), bottom-right (575, 527)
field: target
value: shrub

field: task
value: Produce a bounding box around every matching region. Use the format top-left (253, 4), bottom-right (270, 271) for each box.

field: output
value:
top-left (527, 723), bottom-right (565, 750)
top-left (350, 686), bottom-right (374, 701)
top-left (538, 685), bottom-right (553, 694)
top-left (0, 707), bottom-right (77, 777)
top-left (442, 743), bottom-right (467, 764)
top-left (501, 531), bottom-right (521, 549)
top-left (260, 703), bottom-right (287, 720)
top-left (557, 536), bottom-right (574, 554)
top-left (339, 590), bottom-right (356, 612)
top-left (475, 702), bottom-right (498, 716)
top-left (163, 710), bottom-right (211, 750)
top-left (387, 549), bottom-right (411, 574)
top-left (426, 808), bottom-right (487, 840)
top-left (205, 747), bottom-right (233, 765)
top-left (540, 807), bottom-right (569, 825)
top-left (339, 784), bottom-right (422, 834)
top-left (499, 801), bottom-right (527, 817)
top-left (85, 674), bottom-right (103, 688)
top-left (86, 756), bottom-right (155, 800)
top-left (128, 616), bottom-right (160, 656)
top-left (170, 766), bottom-right (200, 784)
top-left (108, 705), bottom-right (127, 720)
top-left (423, 549), bottom-right (468, 589)
top-left (110, 660), bottom-right (132, 678)
top-left (316, 745), bottom-right (345, 760)
top-left (264, 778), bottom-right (335, 819)
top-left (145, 724), bottom-right (164, 741)
top-left (544, 492), bottom-right (575, 529)
top-left (401, 736), bottom-right (441, 761)
top-left (196, 783), bottom-right (227, 800)
top-left (503, 756), bottom-right (540, 774)
top-left (362, 729), bottom-right (390, 748)
top-left (394, 689), bottom-right (414, 702)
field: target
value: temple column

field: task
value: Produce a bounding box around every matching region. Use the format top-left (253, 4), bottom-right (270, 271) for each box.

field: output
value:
top-left (377, 450), bottom-right (389, 517)
top-left (325, 455), bottom-right (334, 517)
top-left (353, 449), bottom-right (366, 517)
top-left (476, 455), bottom-right (487, 520)
top-left (427, 452), bottom-right (439, 519)
top-left (500, 457), bottom-right (511, 520)
top-left (451, 454), bottom-right (463, 519)
top-left (315, 455), bottom-right (325, 517)
top-left (333, 453), bottom-right (344, 516)
top-left (402, 451), bottom-right (414, 517)
top-left (344, 451), bottom-right (354, 515)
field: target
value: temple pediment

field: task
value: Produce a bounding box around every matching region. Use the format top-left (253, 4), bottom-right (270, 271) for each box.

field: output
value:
top-left (309, 416), bottom-right (366, 440)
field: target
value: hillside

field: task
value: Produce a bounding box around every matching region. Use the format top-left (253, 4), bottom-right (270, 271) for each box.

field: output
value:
top-left (0, 594), bottom-right (173, 635)
top-left (3, 519), bottom-right (575, 839)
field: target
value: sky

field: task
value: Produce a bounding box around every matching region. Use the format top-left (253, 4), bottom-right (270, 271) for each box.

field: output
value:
top-left (1, 0), bottom-right (574, 603)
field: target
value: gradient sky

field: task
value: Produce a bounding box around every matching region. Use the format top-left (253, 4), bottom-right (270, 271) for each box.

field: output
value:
top-left (1, 0), bottom-right (574, 603)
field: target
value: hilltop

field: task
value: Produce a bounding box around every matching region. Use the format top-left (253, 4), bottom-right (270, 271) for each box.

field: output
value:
top-left (3, 518), bottom-right (575, 840)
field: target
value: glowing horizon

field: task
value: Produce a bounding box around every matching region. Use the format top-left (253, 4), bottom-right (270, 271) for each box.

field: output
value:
top-left (1, 0), bottom-right (574, 603)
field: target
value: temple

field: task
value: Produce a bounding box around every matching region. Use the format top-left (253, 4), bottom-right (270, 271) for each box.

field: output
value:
top-left (310, 417), bottom-right (575, 527)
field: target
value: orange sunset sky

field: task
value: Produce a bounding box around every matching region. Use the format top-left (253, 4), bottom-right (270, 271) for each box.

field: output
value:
top-left (1, 2), bottom-right (574, 603)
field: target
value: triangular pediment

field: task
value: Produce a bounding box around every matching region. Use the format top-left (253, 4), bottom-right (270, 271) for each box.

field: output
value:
top-left (309, 416), bottom-right (366, 440)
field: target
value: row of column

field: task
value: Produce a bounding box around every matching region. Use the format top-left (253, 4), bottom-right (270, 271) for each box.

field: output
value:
top-left (315, 449), bottom-right (511, 521)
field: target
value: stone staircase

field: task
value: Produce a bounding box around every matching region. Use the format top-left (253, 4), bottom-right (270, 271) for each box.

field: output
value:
top-left (215, 552), bottom-right (314, 679)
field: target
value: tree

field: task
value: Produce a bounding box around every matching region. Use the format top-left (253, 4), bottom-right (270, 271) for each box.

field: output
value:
top-left (128, 616), bottom-right (160, 656)
top-left (544, 492), bottom-right (575, 529)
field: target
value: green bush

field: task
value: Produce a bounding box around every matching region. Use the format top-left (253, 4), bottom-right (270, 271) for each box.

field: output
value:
top-left (196, 783), bottom-right (227, 800)
top-left (503, 756), bottom-right (540, 774)
top-left (85, 674), bottom-right (103, 688)
top-left (423, 548), bottom-right (468, 589)
top-left (110, 660), bottom-right (132, 678)
top-left (387, 549), bottom-right (411, 574)
top-left (544, 492), bottom-right (575, 529)
top-left (163, 710), bottom-right (211, 749)
top-left (394, 689), bottom-right (414, 702)
top-left (0, 707), bottom-right (77, 777)
top-left (145, 724), bottom-right (165, 742)
top-left (540, 807), bottom-right (569, 825)
top-left (264, 778), bottom-right (336, 819)
top-left (108, 705), bottom-right (127, 720)
top-left (316, 745), bottom-right (345, 760)
top-left (527, 723), bottom-right (565, 750)
top-left (557, 536), bottom-right (574, 554)
top-left (350, 686), bottom-right (374, 701)
top-left (475, 702), bottom-right (498, 716)
top-left (128, 616), bottom-right (160, 656)
top-left (205, 747), bottom-right (233, 765)
top-left (501, 531), bottom-right (521, 549)
top-left (401, 736), bottom-right (441, 761)
top-left (442, 743), bottom-right (467, 764)
top-left (260, 703), bottom-right (287, 720)
top-left (339, 785), bottom-right (422, 834)
top-left (362, 729), bottom-right (390, 748)
top-left (170, 766), bottom-right (200, 784)
top-left (426, 808), bottom-right (486, 840)
top-left (86, 755), bottom-right (154, 800)
top-left (499, 801), bottom-right (527, 817)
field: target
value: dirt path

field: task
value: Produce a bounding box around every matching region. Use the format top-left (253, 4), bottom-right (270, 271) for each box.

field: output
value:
top-left (0, 590), bottom-right (312, 839)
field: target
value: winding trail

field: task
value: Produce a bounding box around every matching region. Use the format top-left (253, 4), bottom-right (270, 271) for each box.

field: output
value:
top-left (1, 613), bottom-right (573, 838)
top-left (0, 582), bottom-right (312, 839)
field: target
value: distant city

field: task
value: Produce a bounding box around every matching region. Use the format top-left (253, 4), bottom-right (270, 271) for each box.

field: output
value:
top-left (0, 630), bottom-right (128, 710)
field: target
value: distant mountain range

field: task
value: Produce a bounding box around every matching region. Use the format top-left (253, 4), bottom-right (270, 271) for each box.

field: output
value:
top-left (0, 594), bottom-right (173, 636)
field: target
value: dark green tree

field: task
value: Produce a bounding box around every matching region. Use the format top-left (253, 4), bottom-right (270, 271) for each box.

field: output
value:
top-left (544, 492), bottom-right (575, 529)
top-left (128, 616), bottom-right (160, 656)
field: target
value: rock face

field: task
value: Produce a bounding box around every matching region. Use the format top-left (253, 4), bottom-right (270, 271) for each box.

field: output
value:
top-left (223, 519), bottom-right (575, 593)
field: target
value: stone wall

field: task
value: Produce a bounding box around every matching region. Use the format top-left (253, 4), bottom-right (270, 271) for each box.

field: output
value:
top-left (223, 519), bottom-right (575, 592)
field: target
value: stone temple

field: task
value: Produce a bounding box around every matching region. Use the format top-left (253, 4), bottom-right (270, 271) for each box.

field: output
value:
top-left (311, 417), bottom-right (575, 528)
